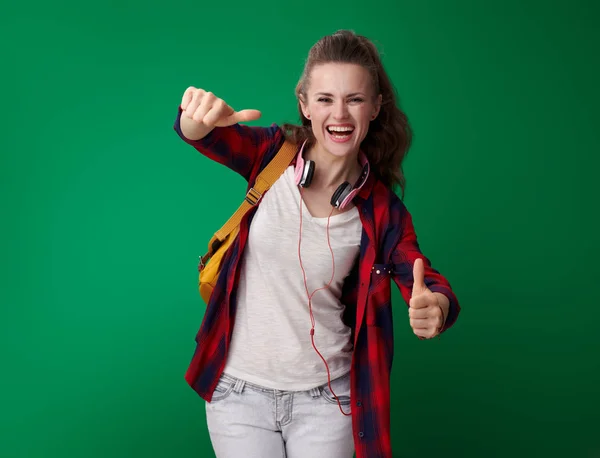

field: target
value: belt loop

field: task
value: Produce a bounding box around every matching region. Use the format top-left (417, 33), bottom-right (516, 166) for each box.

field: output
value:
top-left (310, 387), bottom-right (320, 398)
top-left (233, 378), bottom-right (245, 394)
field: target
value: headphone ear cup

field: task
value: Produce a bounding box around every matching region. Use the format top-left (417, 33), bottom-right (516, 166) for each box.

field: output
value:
top-left (300, 160), bottom-right (315, 187)
top-left (331, 182), bottom-right (353, 209)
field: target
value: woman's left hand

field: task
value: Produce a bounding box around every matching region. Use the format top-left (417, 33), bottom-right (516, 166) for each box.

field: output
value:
top-left (408, 258), bottom-right (449, 339)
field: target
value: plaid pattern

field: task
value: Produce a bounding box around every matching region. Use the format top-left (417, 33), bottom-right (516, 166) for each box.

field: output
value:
top-left (174, 108), bottom-right (460, 458)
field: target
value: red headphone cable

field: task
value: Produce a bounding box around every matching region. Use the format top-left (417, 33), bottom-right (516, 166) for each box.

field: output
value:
top-left (298, 188), bottom-right (351, 417)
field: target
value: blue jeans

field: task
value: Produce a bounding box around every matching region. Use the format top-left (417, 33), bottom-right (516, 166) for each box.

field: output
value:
top-left (205, 371), bottom-right (354, 457)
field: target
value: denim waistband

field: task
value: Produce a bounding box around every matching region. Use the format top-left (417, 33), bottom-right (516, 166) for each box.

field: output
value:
top-left (220, 371), bottom-right (350, 398)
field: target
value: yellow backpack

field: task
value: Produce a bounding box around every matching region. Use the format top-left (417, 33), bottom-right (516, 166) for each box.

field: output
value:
top-left (198, 139), bottom-right (298, 303)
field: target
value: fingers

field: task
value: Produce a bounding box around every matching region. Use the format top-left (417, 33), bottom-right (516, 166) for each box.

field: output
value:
top-left (408, 305), bottom-right (431, 319)
top-left (180, 86), bottom-right (196, 112)
top-left (409, 317), bottom-right (429, 329)
top-left (409, 300), bottom-right (442, 320)
top-left (180, 88), bottom-right (227, 125)
top-left (408, 301), bottom-right (443, 337)
top-left (192, 91), bottom-right (218, 124)
top-left (409, 289), bottom-right (434, 309)
top-left (180, 87), bottom-right (260, 128)
top-left (409, 315), bottom-right (442, 330)
top-left (202, 98), bottom-right (232, 126)
top-left (180, 87), bottom-right (204, 119)
top-left (412, 326), bottom-right (438, 339)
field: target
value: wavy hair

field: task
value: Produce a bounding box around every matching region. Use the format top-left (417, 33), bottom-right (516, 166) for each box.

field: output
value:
top-left (282, 30), bottom-right (413, 198)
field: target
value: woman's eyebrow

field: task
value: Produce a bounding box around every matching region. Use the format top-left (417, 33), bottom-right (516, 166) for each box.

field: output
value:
top-left (314, 92), bottom-right (366, 97)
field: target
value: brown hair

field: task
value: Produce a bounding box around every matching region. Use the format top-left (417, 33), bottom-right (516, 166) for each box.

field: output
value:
top-left (282, 30), bottom-right (413, 198)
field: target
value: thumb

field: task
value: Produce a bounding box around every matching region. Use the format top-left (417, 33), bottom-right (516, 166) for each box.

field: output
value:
top-left (217, 109), bottom-right (262, 126)
top-left (412, 258), bottom-right (427, 296)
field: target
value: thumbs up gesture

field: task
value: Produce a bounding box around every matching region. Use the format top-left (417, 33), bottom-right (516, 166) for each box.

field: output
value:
top-left (180, 87), bottom-right (262, 128)
top-left (409, 258), bottom-right (448, 339)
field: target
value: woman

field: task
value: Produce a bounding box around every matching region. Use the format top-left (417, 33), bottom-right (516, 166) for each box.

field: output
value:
top-left (173, 30), bottom-right (460, 458)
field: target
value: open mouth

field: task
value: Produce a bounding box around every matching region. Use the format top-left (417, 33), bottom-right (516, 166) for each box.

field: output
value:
top-left (326, 125), bottom-right (355, 142)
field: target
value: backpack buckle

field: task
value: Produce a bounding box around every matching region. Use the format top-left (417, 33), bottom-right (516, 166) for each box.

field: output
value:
top-left (245, 187), bottom-right (262, 206)
top-left (198, 253), bottom-right (209, 271)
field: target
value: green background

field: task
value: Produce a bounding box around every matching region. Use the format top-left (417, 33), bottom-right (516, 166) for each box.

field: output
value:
top-left (2, 0), bottom-right (599, 457)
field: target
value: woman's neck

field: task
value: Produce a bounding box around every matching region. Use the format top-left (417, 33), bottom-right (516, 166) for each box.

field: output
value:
top-left (305, 143), bottom-right (362, 191)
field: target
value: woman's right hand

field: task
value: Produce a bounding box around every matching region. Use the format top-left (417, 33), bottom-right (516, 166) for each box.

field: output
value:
top-left (180, 87), bottom-right (262, 128)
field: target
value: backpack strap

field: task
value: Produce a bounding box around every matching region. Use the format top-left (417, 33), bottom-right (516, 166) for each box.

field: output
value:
top-left (202, 139), bottom-right (298, 264)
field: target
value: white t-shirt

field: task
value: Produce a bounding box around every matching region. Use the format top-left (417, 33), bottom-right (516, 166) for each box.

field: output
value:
top-left (222, 166), bottom-right (363, 391)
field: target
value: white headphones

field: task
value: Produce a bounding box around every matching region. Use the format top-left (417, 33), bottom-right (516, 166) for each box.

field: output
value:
top-left (293, 140), bottom-right (370, 209)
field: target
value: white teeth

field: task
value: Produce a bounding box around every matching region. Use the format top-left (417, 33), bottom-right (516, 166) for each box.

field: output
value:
top-left (327, 126), bottom-right (354, 132)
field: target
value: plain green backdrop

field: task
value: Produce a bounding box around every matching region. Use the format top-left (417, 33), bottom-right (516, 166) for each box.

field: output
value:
top-left (1, 0), bottom-right (599, 457)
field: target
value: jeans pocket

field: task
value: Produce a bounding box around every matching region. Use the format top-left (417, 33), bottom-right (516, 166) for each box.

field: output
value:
top-left (320, 373), bottom-right (351, 407)
top-left (210, 374), bottom-right (235, 402)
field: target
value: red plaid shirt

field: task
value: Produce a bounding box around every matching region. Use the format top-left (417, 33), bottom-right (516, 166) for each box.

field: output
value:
top-left (174, 108), bottom-right (460, 458)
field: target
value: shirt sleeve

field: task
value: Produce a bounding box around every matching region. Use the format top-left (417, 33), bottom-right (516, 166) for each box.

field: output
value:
top-left (173, 106), bottom-right (284, 182)
top-left (390, 205), bottom-right (460, 333)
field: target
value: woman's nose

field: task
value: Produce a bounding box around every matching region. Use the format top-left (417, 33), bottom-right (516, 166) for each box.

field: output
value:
top-left (333, 101), bottom-right (349, 119)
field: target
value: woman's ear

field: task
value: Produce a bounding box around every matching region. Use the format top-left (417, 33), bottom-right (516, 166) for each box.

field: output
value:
top-left (299, 95), bottom-right (310, 119)
top-left (372, 94), bottom-right (382, 120)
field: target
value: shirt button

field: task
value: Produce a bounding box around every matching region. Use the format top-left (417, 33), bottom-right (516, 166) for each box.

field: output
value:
top-left (359, 432), bottom-right (365, 438)
top-left (357, 401), bottom-right (362, 407)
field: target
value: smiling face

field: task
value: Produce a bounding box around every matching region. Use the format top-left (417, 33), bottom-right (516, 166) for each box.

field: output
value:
top-left (300, 62), bottom-right (381, 160)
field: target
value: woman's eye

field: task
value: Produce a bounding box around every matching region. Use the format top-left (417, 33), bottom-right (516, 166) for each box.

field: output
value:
top-left (317, 97), bottom-right (363, 103)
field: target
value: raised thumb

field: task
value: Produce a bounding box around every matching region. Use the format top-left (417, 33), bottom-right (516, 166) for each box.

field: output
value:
top-left (412, 258), bottom-right (427, 295)
top-left (220, 109), bottom-right (262, 126)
